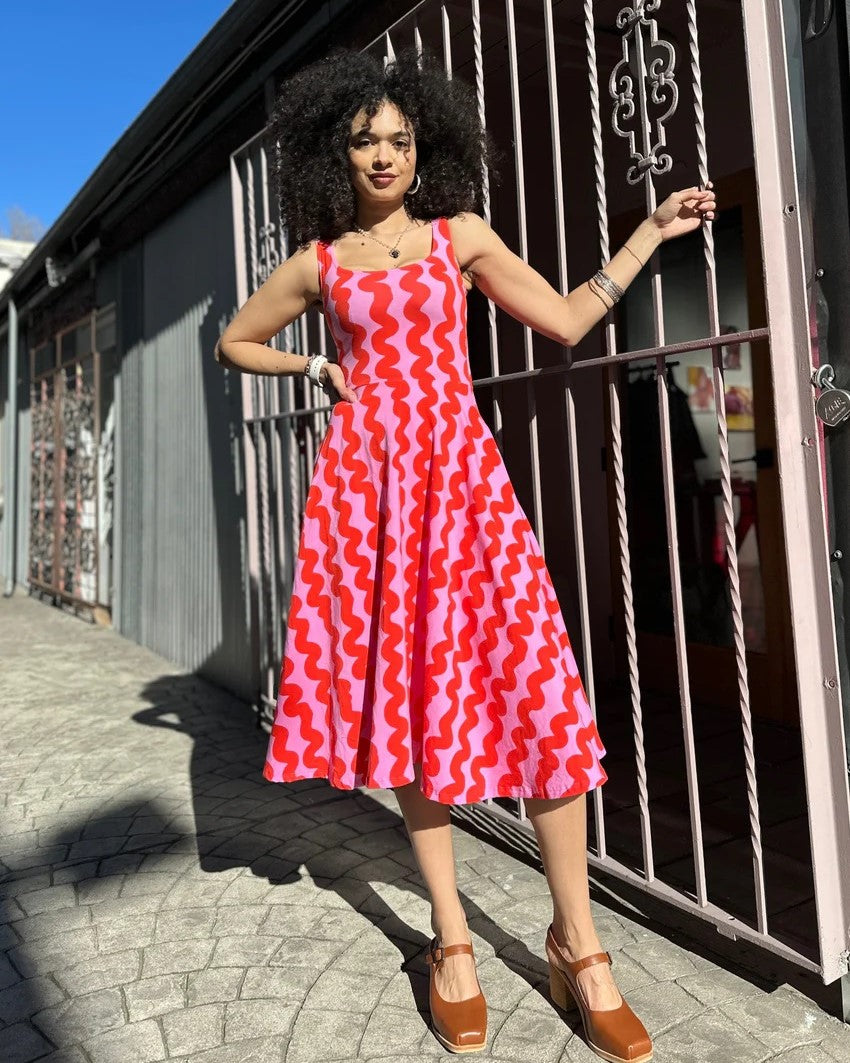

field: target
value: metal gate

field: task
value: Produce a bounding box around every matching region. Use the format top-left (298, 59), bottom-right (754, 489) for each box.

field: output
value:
top-left (231, 0), bottom-right (850, 983)
top-left (28, 306), bottom-right (114, 612)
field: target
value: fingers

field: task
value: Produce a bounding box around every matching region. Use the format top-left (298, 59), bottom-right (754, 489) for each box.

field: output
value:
top-left (682, 180), bottom-right (717, 220)
top-left (334, 373), bottom-right (358, 402)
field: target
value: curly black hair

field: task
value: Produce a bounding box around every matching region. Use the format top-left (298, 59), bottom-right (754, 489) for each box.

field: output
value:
top-left (266, 45), bottom-right (498, 247)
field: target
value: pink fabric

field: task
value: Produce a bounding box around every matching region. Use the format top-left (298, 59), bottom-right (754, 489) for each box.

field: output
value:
top-left (263, 216), bottom-right (607, 804)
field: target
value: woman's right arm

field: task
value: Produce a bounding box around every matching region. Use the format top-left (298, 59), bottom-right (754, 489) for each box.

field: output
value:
top-left (214, 241), bottom-right (320, 376)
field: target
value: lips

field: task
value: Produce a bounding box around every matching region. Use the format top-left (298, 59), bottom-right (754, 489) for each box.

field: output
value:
top-left (369, 174), bottom-right (396, 185)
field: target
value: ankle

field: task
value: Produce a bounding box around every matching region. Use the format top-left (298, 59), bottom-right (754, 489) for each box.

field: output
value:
top-left (550, 919), bottom-right (602, 962)
top-left (431, 905), bottom-right (470, 942)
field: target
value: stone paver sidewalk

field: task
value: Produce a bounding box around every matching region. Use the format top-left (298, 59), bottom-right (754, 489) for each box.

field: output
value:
top-left (1, 593), bottom-right (849, 1063)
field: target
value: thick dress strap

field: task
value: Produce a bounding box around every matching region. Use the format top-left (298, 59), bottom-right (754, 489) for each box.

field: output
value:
top-left (315, 239), bottom-right (331, 293)
top-left (435, 216), bottom-right (462, 276)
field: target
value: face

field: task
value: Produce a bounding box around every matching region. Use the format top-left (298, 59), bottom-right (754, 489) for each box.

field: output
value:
top-left (347, 99), bottom-right (417, 205)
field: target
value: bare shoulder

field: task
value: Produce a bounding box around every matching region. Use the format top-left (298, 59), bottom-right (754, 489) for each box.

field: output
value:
top-left (444, 211), bottom-right (512, 291)
top-left (446, 212), bottom-right (494, 262)
top-left (287, 239), bottom-right (322, 305)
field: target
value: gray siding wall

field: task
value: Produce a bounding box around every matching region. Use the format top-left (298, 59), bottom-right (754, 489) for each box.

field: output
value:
top-left (114, 172), bottom-right (255, 701)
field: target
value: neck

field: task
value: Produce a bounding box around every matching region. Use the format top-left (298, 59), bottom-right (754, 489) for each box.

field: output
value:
top-left (354, 202), bottom-right (413, 232)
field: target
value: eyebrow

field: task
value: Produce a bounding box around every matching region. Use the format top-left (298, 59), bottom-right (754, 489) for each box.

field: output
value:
top-left (350, 128), bottom-right (411, 138)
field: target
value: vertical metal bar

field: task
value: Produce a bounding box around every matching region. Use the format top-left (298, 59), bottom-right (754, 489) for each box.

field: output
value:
top-left (279, 220), bottom-right (300, 620)
top-left (245, 141), bottom-right (274, 706)
top-left (440, 4), bottom-right (452, 77)
top-left (629, 7), bottom-right (707, 907)
top-left (53, 352), bottom-right (63, 595)
top-left (73, 361), bottom-right (82, 597)
top-left (3, 298), bottom-right (18, 596)
top-left (260, 141), bottom-right (287, 666)
top-left (504, 0), bottom-right (544, 553)
top-left (230, 152), bottom-right (261, 693)
top-left (541, 0), bottom-right (606, 857)
top-left (470, 0), bottom-right (503, 443)
top-left (585, 0), bottom-right (653, 881)
top-left (742, 0), bottom-right (850, 983)
top-left (687, 0), bottom-right (767, 932)
top-left (93, 314), bottom-right (101, 607)
top-left (246, 157), bottom-right (259, 297)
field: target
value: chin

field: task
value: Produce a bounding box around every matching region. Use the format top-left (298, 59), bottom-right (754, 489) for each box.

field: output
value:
top-left (363, 188), bottom-right (401, 202)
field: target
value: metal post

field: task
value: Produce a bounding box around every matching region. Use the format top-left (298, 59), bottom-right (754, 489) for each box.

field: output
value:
top-left (742, 0), bottom-right (850, 983)
top-left (3, 297), bottom-right (18, 597)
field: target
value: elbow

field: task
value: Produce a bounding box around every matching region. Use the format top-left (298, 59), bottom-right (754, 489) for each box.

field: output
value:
top-left (557, 310), bottom-right (577, 349)
top-left (556, 329), bottom-right (576, 349)
top-left (214, 336), bottom-right (232, 369)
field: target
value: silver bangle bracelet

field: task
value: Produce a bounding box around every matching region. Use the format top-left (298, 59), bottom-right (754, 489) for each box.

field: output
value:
top-left (591, 269), bottom-right (625, 305)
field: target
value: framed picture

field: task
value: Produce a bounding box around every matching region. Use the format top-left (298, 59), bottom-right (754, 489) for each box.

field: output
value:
top-left (725, 385), bottom-right (754, 430)
top-left (687, 365), bottom-right (714, 412)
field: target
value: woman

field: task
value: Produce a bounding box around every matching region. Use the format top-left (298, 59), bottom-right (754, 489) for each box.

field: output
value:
top-left (216, 46), bottom-right (715, 1063)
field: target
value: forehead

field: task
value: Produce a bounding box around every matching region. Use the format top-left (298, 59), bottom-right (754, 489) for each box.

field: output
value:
top-left (349, 100), bottom-right (412, 134)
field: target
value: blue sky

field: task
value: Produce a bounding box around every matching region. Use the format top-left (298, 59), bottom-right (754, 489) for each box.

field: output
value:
top-left (1, 2), bottom-right (234, 239)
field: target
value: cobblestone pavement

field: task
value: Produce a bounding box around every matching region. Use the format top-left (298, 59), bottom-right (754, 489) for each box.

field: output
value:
top-left (2, 593), bottom-right (849, 1063)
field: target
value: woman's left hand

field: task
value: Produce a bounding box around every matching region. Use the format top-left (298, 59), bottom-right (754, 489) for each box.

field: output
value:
top-left (649, 181), bottom-right (716, 241)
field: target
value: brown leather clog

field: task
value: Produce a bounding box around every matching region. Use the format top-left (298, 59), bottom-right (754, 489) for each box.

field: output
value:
top-left (425, 935), bottom-right (487, 1053)
top-left (545, 923), bottom-right (653, 1062)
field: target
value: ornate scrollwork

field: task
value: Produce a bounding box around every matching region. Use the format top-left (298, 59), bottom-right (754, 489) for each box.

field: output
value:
top-left (609, 0), bottom-right (678, 185)
top-left (257, 222), bottom-right (281, 285)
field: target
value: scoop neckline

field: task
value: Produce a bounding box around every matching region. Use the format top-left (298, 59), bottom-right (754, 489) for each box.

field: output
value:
top-left (328, 218), bottom-right (437, 274)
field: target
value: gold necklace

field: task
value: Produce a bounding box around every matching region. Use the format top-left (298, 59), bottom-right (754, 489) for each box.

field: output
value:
top-left (354, 216), bottom-right (420, 259)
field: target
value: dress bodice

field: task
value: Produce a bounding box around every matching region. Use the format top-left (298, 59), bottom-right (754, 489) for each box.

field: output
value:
top-left (316, 216), bottom-right (472, 397)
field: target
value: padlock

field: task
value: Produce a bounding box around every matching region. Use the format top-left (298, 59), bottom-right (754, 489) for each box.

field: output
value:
top-left (812, 364), bottom-right (850, 428)
top-left (816, 387), bottom-right (850, 427)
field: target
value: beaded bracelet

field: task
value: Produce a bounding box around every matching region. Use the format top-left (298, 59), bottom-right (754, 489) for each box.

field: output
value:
top-left (304, 354), bottom-right (328, 384)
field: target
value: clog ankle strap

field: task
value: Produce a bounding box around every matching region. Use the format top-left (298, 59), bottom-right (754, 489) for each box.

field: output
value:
top-left (561, 950), bottom-right (613, 976)
top-left (546, 927), bottom-right (613, 975)
top-left (426, 939), bottom-right (474, 965)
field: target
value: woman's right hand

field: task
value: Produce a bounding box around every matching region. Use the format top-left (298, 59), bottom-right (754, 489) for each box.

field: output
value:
top-left (322, 361), bottom-right (359, 403)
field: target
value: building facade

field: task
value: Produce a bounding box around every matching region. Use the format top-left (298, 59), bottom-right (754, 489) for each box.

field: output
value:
top-left (1, 0), bottom-right (849, 1010)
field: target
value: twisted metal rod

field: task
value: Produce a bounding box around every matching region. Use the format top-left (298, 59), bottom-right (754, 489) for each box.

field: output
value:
top-left (504, 0), bottom-right (544, 550)
top-left (585, 0), bottom-right (653, 881)
top-left (686, 0), bottom-right (767, 931)
top-left (542, 0), bottom-right (606, 856)
top-left (470, 0), bottom-right (503, 442)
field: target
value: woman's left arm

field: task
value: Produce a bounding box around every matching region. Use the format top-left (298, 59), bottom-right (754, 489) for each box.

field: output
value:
top-left (452, 184), bottom-right (716, 348)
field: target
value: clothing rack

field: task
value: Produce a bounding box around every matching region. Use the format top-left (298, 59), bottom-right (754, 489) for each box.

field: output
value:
top-left (627, 360), bottom-right (680, 380)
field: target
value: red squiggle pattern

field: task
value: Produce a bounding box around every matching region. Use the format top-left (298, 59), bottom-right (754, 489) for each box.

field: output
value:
top-left (262, 217), bottom-right (607, 804)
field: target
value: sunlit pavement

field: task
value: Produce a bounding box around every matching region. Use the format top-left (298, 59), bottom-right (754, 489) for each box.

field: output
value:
top-left (2, 593), bottom-right (849, 1063)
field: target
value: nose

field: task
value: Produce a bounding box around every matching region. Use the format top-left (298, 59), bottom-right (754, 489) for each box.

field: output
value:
top-left (373, 143), bottom-right (394, 169)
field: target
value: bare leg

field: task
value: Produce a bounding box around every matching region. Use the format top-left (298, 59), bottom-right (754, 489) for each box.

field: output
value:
top-left (524, 792), bottom-right (621, 1011)
top-left (393, 761), bottom-right (481, 1001)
